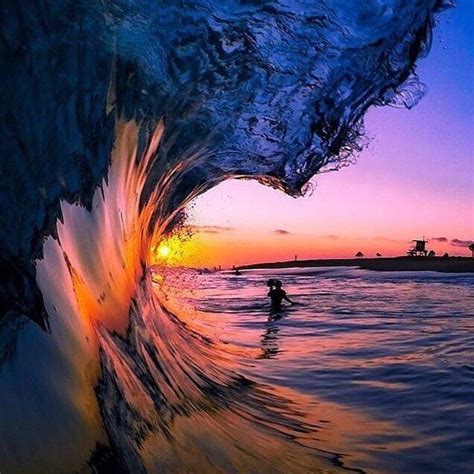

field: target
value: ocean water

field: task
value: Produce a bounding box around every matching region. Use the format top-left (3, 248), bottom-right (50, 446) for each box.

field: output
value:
top-left (162, 266), bottom-right (474, 473)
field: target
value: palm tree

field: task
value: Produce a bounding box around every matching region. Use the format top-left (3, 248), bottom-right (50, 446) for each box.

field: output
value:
top-left (469, 243), bottom-right (474, 258)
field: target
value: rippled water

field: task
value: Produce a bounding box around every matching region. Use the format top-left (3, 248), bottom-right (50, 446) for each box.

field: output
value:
top-left (164, 267), bottom-right (474, 473)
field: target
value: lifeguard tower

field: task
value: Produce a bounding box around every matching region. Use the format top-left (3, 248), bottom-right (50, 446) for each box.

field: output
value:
top-left (407, 238), bottom-right (428, 257)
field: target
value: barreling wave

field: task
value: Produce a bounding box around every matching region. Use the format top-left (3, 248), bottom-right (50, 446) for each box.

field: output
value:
top-left (0, 0), bottom-right (451, 471)
top-left (34, 118), bottom-right (353, 472)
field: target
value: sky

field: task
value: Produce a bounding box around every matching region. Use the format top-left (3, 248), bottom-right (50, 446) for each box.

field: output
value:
top-left (172, 2), bottom-right (473, 268)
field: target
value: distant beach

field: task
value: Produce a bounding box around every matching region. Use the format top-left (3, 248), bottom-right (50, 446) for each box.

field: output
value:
top-left (239, 256), bottom-right (474, 273)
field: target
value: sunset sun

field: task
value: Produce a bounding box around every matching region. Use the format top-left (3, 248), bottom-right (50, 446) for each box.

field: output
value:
top-left (157, 243), bottom-right (171, 259)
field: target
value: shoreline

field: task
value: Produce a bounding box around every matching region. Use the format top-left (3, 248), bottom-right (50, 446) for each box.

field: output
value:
top-left (238, 256), bottom-right (474, 273)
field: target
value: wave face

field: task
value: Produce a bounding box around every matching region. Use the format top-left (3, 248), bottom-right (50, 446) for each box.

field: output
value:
top-left (0, 0), bottom-right (450, 472)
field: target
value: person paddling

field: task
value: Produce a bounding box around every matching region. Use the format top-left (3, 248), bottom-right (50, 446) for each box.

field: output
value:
top-left (267, 279), bottom-right (295, 311)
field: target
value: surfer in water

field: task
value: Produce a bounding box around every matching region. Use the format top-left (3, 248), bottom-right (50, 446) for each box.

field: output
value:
top-left (267, 279), bottom-right (295, 311)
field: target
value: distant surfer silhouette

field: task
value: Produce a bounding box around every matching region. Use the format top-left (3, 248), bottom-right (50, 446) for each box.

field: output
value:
top-left (267, 279), bottom-right (295, 311)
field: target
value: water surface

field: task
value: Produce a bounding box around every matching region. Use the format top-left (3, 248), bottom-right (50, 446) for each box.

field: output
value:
top-left (166, 267), bottom-right (474, 473)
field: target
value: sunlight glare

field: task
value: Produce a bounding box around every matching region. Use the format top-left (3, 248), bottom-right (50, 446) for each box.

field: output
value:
top-left (158, 243), bottom-right (171, 258)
